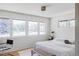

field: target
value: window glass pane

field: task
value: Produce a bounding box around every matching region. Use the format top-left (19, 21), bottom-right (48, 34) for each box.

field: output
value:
top-left (28, 22), bottom-right (38, 35)
top-left (59, 21), bottom-right (67, 27)
top-left (0, 18), bottom-right (10, 37)
top-left (40, 23), bottom-right (46, 34)
top-left (70, 20), bottom-right (75, 27)
top-left (13, 20), bottom-right (26, 36)
top-left (66, 21), bottom-right (70, 27)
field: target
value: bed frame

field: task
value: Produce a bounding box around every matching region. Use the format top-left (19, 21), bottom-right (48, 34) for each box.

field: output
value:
top-left (31, 48), bottom-right (56, 56)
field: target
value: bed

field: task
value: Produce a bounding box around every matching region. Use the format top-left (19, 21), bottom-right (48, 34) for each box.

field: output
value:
top-left (34, 39), bottom-right (75, 56)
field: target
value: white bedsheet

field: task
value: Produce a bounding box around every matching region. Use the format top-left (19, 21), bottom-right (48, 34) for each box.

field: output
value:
top-left (35, 40), bottom-right (75, 56)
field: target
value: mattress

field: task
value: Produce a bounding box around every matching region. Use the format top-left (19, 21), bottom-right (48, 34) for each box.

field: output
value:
top-left (35, 40), bottom-right (75, 56)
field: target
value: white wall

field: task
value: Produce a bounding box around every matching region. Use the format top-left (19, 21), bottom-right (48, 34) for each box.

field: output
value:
top-left (0, 10), bottom-right (50, 52)
top-left (50, 11), bottom-right (75, 42)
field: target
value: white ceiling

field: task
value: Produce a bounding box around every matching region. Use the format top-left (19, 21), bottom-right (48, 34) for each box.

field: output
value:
top-left (0, 3), bottom-right (75, 18)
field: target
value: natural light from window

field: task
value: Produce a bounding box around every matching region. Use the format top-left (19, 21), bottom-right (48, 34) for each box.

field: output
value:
top-left (70, 20), bottom-right (75, 27)
top-left (0, 18), bottom-right (10, 37)
top-left (39, 23), bottom-right (46, 34)
top-left (28, 22), bottom-right (38, 35)
top-left (12, 20), bottom-right (26, 36)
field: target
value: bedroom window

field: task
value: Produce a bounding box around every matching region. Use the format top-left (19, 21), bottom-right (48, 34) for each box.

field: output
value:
top-left (58, 21), bottom-right (67, 27)
top-left (39, 23), bottom-right (46, 34)
top-left (58, 19), bottom-right (75, 28)
top-left (12, 20), bottom-right (26, 36)
top-left (70, 20), bottom-right (75, 27)
top-left (28, 21), bottom-right (38, 35)
top-left (0, 18), bottom-right (10, 37)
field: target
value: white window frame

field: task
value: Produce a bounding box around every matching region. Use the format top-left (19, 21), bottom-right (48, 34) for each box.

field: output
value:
top-left (0, 18), bottom-right (10, 37)
top-left (12, 19), bottom-right (26, 37)
top-left (69, 20), bottom-right (75, 27)
top-left (58, 21), bottom-right (67, 27)
top-left (28, 21), bottom-right (38, 35)
top-left (58, 19), bottom-right (75, 28)
top-left (0, 17), bottom-right (48, 37)
top-left (39, 22), bottom-right (46, 35)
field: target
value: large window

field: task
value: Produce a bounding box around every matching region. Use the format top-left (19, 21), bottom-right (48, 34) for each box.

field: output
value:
top-left (70, 20), bottom-right (75, 27)
top-left (58, 21), bottom-right (67, 27)
top-left (12, 20), bottom-right (26, 36)
top-left (0, 18), bottom-right (48, 37)
top-left (0, 18), bottom-right (10, 37)
top-left (39, 23), bottom-right (46, 34)
top-left (58, 19), bottom-right (75, 28)
top-left (28, 21), bottom-right (38, 35)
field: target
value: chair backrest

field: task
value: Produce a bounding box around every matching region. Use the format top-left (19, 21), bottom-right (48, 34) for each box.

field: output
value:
top-left (7, 39), bottom-right (13, 45)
